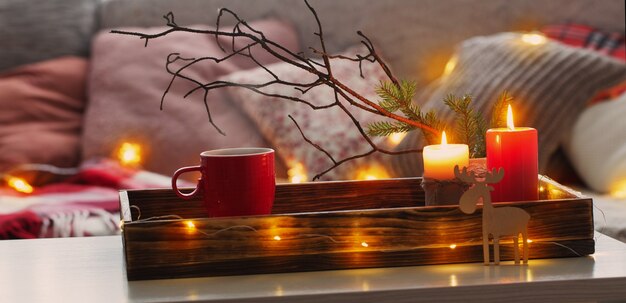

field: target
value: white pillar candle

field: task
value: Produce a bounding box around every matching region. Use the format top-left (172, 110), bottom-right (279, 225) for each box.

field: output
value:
top-left (423, 131), bottom-right (469, 180)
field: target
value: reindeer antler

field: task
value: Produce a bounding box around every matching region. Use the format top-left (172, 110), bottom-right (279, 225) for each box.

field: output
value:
top-left (453, 165), bottom-right (476, 183)
top-left (485, 167), bottom-right (505, 184)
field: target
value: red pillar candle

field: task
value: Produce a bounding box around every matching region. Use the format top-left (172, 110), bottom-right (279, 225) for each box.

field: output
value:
top-left (486, 105), bottom-right (538, 202)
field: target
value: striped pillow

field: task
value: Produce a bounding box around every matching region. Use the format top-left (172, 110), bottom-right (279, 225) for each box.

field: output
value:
top-left (391, 32), bottom-right (626, 177)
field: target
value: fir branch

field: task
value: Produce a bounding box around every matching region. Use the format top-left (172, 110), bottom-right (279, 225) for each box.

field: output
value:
top-left (421, 110), bottom-right (445, 145)
top-left (474, 112), bottom-right (487, 157)
top-left (375, 80), bottom-right (417, 115)
top-left (367, 121), bottom-right (414, 137)
top-left (443, 94), bottom-right (486, 157)
top-left (370, 80), bottom-right (443, 144)
top-left (443, 94), bottom-right (471, 143)
top-left (490, 90), bottom-right (513, 128)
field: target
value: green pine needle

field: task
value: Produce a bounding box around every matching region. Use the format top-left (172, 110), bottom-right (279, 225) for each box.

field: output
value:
top-left (370, 80), bottom-right (443, 145)
top-left (443, 94), bottom-right (486, 157)
top-left (369, 83), bottom-right (510, 155)
top-left (490, 90), bottom-right (514, 128)
top-left (367, 121), bottom-right (414, 137)
top-left (421, 110), bottom-right (445, 145)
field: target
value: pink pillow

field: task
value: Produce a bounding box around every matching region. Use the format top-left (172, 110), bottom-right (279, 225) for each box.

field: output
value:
top-left (220, 46), bottom-right (395, 181)
top-left (82, 19), bottom-right (299, 179)
top-left (0, 57), bottom-right (88, 172)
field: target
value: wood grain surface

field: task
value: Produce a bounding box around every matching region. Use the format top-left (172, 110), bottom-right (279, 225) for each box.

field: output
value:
top-left (119, 176), bottom-right (594, 280)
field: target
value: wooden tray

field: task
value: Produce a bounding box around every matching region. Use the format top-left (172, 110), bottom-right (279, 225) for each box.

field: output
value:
top-left (119, 176), bottom-right (594, 281)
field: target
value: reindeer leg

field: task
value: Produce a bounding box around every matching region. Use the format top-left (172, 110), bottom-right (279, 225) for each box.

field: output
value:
top-left (514, 235), bottom-right (520, 264)
top-left (522, 230), bottom-right (529, 264)
top-left (494, 237), bottom-right (500, 265)
top-left (483, 232), bottom-right (490, 265)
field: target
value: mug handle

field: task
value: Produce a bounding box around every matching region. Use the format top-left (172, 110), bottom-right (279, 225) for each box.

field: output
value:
top-left (172, 166), bottom-right (202, 199)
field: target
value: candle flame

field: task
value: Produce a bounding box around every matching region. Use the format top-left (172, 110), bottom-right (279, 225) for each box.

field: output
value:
top-left (6, 177), bottom-right (34, 194)
top-left (441, 131), bottom-right (448, 145)
top-left (506, 104), bottom-right (515, 130)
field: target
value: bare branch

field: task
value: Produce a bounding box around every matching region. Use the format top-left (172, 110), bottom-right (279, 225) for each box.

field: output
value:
top-left (202, 89), bottom-right (226, 136)
top-left (111, 0), bottom-right (436, 179)
top-left (288, 115), bottom-right (337, 165)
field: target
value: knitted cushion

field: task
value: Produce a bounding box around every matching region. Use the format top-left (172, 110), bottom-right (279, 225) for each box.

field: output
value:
top-left (392, 32), bottom-right (626, 177)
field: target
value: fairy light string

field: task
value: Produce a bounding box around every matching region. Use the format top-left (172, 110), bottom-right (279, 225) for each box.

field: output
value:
top-left (0, 163), bottom-right (597, 260)
top-left (122, 205), bottom-right (587, 257)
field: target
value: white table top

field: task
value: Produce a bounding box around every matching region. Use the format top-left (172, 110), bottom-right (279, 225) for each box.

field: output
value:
top-left (1, 232), bottom-right (625, 303)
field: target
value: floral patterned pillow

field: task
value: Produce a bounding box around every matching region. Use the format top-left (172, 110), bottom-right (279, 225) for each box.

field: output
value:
top-left (220, 46), bottom-right (398, 181)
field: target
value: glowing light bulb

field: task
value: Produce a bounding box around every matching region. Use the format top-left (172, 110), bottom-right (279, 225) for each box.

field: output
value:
top-left (610, 179), bottom-right (626, 198)
top-left (443, 55), bottom-right (458, 76)
top-left (273, 235), bottom-right (282, 241)
top-left (450, 274), bottom-right (458, 287)
top-left (288, 161), bottom-right (307, 183)
top-left (527, 239), bottom-right (533, 243)
top-left (355, 165), bottom-right (390, 180)
top-left (6, 177), bottom-right (33, 194)
top-left (361, 241), bottom-right (369, 247)
top-left (449, 244), bottom-right (457, 249)
top-left (361, 281), bottom-right (370, 291)
top-left (185, 220), bottom-right (196, 229)
top-left (506, 104), bottom-right (515, 130)
top-left (521, 33), bottom-right (547, 45)
top-left (275, 285), bottom-right (284, 296)
top-left (117, 142), bottom-right (142, 166)
top-left (387, 132), bottom-right (407, 146)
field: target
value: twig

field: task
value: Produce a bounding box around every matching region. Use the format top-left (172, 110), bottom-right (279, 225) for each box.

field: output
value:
top-left (111, 0), bottom-right (435, 179)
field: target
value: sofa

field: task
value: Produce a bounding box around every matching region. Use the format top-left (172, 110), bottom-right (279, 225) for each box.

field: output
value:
top-left (1, 0), bottom-right (625, 240)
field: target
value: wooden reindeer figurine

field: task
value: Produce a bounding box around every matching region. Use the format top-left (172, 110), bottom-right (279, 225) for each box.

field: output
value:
top-left (454, 165), bottom-right (530, 265)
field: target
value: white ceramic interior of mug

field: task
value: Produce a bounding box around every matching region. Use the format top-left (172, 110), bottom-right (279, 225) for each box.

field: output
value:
top-left (201, 147), bottom-right (274, 157)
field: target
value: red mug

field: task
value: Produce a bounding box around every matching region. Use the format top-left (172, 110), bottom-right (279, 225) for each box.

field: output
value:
top-left (172, 148), bottom-right (276, 217)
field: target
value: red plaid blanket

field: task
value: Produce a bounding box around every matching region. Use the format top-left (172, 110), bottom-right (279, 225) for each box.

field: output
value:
top-left (541, 24), bottom-right (625, 62)
top-left (0, 160), bottom-right (184, 239)
top-left (541, 24), bottom-right (626, 105)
